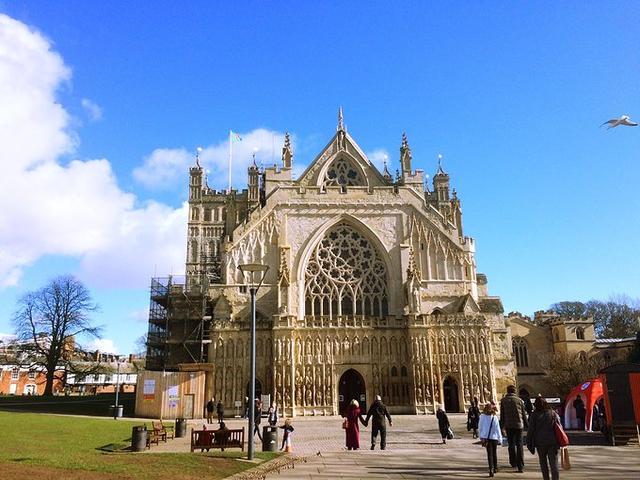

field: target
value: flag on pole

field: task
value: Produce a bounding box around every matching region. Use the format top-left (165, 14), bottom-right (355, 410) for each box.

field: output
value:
top-left (231, 131), bottom-right (242, 143)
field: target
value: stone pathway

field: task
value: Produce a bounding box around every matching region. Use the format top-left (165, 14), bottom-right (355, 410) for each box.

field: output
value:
top-left (144, 414), bottom-right (640, 479)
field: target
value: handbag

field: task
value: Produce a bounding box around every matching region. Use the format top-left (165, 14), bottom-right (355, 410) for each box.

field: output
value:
top-left (446, 426), bottom-right (454, 440)
top-left (554, 420), bottom-right (569, 447)
top-left (561, 447), bottom-right (571, 470)
top-left (342, 418), bottom-right (348, 430)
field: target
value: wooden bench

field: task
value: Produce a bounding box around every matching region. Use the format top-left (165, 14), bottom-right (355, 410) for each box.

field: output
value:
top-left (151, 420), bottom-right (174, 443)
top-left (190, 427), bottom-right (244, 452)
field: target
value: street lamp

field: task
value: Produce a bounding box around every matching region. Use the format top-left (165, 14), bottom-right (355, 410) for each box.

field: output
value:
top-left (113, 358), bottom-right (121, 420)
top-left (237, 263), bottom-right (269, 460)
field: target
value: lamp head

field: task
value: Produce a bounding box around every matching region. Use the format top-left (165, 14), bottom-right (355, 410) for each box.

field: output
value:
top-left (238, 263), bottom-right (268, 274)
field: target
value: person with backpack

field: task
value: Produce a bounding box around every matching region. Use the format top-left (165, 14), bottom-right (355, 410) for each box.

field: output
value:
top-left (436, 406), bottom-right (451, 444)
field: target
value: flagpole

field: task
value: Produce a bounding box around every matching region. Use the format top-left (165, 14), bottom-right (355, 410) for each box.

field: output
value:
top-left (228, 130), bottom-right (232, 193)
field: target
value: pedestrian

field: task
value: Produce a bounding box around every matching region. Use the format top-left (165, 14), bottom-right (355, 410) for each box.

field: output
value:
top-left (279, 418), bottom-right (294, 452)
top-left (520, 390), bottom-right (533, 419)
top-left (500, 384), bottom-right (528, 472)
top-left (436, 406), bottom-right (451, 444)
top-left (243, 396), bottom-right (249, 419)
top-left (344, 399), bottom-right (367, 450)
top-left (216, 399), bottom-right (224, 424)
top-left (479, 402), bottom-right (502, 477)
top-left (572, 394), bottom-right (586, 430)
top-left (526, 397), bottom-right (561, 480)
top-left (268, 402), bottom-right (279, 427)
top-left (597, 398), bottom-right (606, 432)
top-left (467, 397), bottom-right (481, 438)
top-left (365, 395), bottom-right (392, 450)
top-left (253, 397), bottom-right (263, 441)
top-left (206, 397), bottom-right (215, 424)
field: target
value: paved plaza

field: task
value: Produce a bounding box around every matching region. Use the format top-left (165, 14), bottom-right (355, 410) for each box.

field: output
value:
top-left (149, 413), bottom-right (640, 479)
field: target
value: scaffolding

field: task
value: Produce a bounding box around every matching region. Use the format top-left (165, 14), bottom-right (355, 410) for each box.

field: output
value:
top-left (145, 272), bottom-right (215, 371)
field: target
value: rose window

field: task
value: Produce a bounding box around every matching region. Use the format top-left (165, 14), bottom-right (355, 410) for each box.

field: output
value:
top-left (323, 157), bottom-right (366, 189)
top-left (305, 223), bottom-right (388, 318)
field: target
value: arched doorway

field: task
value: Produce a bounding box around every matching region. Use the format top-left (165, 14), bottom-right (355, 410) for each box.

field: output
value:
top-left (443, 376), bottom-right (460, 412)
top-left (339, 369), bottom-right (366, 416)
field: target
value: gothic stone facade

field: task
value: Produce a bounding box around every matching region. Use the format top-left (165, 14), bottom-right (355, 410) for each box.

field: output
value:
top-left (168, 114), bottom-right (516, 415)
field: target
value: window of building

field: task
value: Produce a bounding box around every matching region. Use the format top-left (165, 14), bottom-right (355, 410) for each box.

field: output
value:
top-left (204, 208), bottom-right (211, 222)
top-left (323, 157), bottom-right (366, 190)
top-left (93, 374), bottom-right (100, 382)
top-left (576, 327), bottom-right (585, 340)
top-left (553, 329), bottom-right (559, 342)
top-left (28, 370), bottom-right (36, 380)
top-left (304, 223), bottom-right (388, 318)
top-left (11, 367), bottom-right (19, 380)
top-left (512, 337), bottom-right (529, 368)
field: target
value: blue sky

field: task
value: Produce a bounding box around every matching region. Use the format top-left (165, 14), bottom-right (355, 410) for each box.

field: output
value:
top-left (0, 2), bottom-right (639, 354)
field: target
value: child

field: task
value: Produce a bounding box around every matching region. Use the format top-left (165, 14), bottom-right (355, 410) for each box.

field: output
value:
top-left (279, 418), bottom-right (294, 452)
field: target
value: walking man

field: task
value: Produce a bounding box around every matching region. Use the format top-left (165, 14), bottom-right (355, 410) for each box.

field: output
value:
top-left (365, 395), bottom-right (393, 450)
top-left (500, 385), bottom-right (528, 473)
top-left (573, 394), bottom-right (586, 430)
top-left (216, 399), bottom-right (224, 424)
top-left (253, 398), bottom-right (263, 441)
top-left (206, 397), bottom-right (215, 424)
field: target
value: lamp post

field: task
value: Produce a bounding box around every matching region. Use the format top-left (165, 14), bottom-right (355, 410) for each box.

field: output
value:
top-left (237, 263), bottom-right (269, 460)
top-left (113, 358), bottom-right (121, 420)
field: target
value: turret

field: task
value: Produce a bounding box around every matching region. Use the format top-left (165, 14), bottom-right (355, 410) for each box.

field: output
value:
top-left (248, 153), bottom-right (259, 204)
top-left (189, 149), bottom-right (203, 201)
top-left (433, 155), bottom-right (450, 203)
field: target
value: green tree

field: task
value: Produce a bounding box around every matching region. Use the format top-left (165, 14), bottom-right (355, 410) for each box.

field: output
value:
top-left (12, 275), bottom-right (101, 395)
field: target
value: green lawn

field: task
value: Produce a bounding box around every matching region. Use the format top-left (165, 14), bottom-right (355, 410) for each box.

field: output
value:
top-left (0, 411), bottom-right (279, 479)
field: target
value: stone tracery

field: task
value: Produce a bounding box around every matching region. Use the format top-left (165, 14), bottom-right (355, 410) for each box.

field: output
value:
top-left (304, 223), bottom-right (388, 318)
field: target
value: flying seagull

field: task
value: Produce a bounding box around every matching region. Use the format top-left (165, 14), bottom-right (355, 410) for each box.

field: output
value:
top-left (600, 115), bottom-right (638, 129)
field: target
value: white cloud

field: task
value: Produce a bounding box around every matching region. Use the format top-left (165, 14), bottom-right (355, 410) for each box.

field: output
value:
top-left (0, 14), bottom-right (186, 288)
top-left (87, 338), bottom-right (118, 354)
top-left (81, 98), bottom-right (102, 121)
top-left (133, 129), bottom-right (289, 192)
top-left (366, 148), bottom-right (391, 173)
top-left (133, 148), bottom-right (191, 190)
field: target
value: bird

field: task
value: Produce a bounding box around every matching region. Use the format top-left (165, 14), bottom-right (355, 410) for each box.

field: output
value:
top-left (600, 115), bottom-right (638, 129)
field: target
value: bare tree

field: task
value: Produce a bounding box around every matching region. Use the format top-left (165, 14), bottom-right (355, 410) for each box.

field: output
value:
top-left (549, 296), bottom-right (640, 339)
top-left (12, 275), bottom-right (101, 395)
top-left (539, 351), bottom-right (605, 396)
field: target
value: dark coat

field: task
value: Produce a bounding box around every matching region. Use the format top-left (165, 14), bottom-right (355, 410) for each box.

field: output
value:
top-left (500, 393), bottom-right (528, 430)
top-left (365, 400), bottom-right (392, 428)
top-left (527, 409), bottom-right (560, 450)
top-left (206, 400), bottom-right (215, 413)
top-left (436, 409), bottom-right (450, 436)
top-left (467, 404), bottom-right (480, 430)
top-left (216, 401), bottom-right (224, 415)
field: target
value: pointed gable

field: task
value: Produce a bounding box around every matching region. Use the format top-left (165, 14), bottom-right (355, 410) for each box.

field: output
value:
top-left (296, 110), bottom-right (390, 188)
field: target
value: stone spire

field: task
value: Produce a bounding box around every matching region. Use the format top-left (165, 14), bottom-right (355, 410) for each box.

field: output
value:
top-left (337, 106), bottom-right (345, 131)
top-left (382, 156), bottom-right (393, 182)
top-left (282, 132), bottom-right (293, 169)
top-left (400, 132), bottom-right (412, 174)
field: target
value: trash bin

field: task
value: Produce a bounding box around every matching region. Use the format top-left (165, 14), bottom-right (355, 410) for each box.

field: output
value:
top-left (262, 425), bottom-right (278, 452)
top-left (175, 417), bottom-right (187, 438)
top-left (109, 404), bottom-right (124, 418)
top-left (131, 425), bottom-right (147, 452)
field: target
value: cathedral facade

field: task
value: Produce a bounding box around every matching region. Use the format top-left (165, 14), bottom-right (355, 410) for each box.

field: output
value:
top-left (147, 112), bottom-right (517, 416)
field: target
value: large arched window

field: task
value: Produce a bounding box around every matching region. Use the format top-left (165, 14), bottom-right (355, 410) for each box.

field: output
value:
top-left (304, 223), bottom-right (388, 318)
top-left (512, 337), bottom-right (529, 368)
top-left (576, 326), bottom-right (585, 340)
top-left (323, 157), bottom-right (366, 190)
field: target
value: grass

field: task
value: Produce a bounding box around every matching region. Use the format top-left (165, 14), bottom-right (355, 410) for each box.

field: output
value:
top-left (0, 393), bottom-right (136, 417)
top-left (0, 411), bottom-right (279, 479)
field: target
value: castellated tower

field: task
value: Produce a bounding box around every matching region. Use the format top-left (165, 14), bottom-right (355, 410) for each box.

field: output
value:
top-left (144, 111), bottom-right (517, 417)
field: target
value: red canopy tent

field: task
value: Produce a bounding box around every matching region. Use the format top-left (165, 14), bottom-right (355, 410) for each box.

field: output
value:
top-left (564, 378), bottom-right (604, 431)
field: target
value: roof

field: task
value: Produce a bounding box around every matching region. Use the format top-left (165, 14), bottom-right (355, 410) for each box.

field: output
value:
top-left (478, 297), bottom-right (504, 314)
